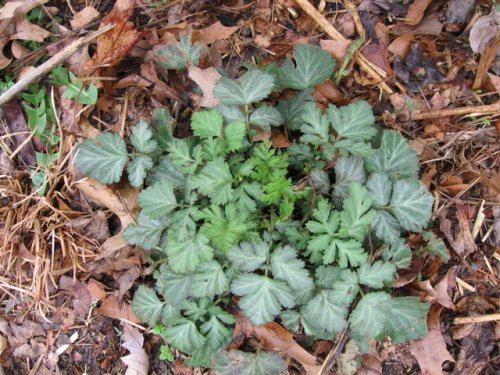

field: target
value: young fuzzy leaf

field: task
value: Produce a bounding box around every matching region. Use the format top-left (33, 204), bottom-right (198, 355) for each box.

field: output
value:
top-left (389, 179), bottom-right (433, 232)
top-left (381, 296), bottom-right (428, 342)
top-left (327, 101), bottom-right (376, 141)
top-left (191, 110), bottom-right (223, 138)
top-left (132, 285), bottom-right (165, 326)
top-left (249, 105), bottom-right (284, 129)
top-left (192, 261), bottom-right (228, 298)
top-left (271, 245), bottom-right (314, 291)
top-left (277, 88), bottom-right (314, 130)
top-left (366, 130), bottom-right (419, 179)
top-left (332, 157), bottom-right (366, 200)
top-left (250, 141), bottom-right (289, 182)
top-left (170, 207), bottom-right (198, 242)
top-left (231, 274), bottom-right (296, 326)
top-left (227, 241), bottom-right (269, 272)
top-left (200, 315), bottom-right (232, 350)
top-left (224, 121), bottom-right (246, 152)
top-left (300, 102), bottom-right (330, 145)
top-left (167, 232), bottom-right (214, 273)
top-left (357, 261), bottom-right (396, 288)
top-left (381, 239), bottom-right (412, 268)
top-left (138, 179), bottom-right (177, 219)
top-left (127, 155), bottom-right (153, 187)
top-left (148, 156), bottom-right (185, 188)
top-left (366, 172), bottom-right (392, 208)
top-left (339, 182), bottom-right (376, 242)
top-left (301, 290), bottom-right (347, 334)
top-left (315, 265), bottom-right (342, 289)
top-left (199, 204), bottom-right (258, 251)
top-left (325, 238), bottom-right (366, 268)
top-left (122, 213), bottom-right (167, 250)
top-left (130, 120), bottom-right (158, 154)
top-left (330, 269), bottom-right (360, 305)
top-left (154, 265), bottom-right (193, 304)
top-left (372, 210), bottom-right (401, 245)
top-left (214, 70), bottom-right (274, 105)
top-left (167, 139), bottom-right (203, 174)
top-left (349, 292), bottom-right (391, 339)
top-left (75, 133), bottom-right (127, 184)
top-left (186, 345), bottom-right (215, 368)
top-left (350, 293), bottom-right (428, 344)
top-left (164, 316), bottom-right (206, 353)
top-left (218, 104), bottom-right (246, 123)
top-left (305, 197), bottom-right (340, 264)
top-left (232, 182), bottom-right (263, 213)
top-left (310, 169), bottom-right (330, 194)
top-left (278, 44), bottom-right (335, 90)
top-left (214, 350), bottom-right (286, 375)
top-left (191, 158), bottom-right (233, 205)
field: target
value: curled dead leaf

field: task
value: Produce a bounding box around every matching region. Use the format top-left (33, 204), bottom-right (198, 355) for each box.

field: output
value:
top-left (410, 305), bottom-right (454, 375)
top-left (234, 313), bottom-right (320, 374)
top-left (193, 21), bottom-right (240, 45)
top-left (121, 323), bottom-right (149, 375)
top-left (188, 65), bottom-right (222, 108)
top-left (70, 6), bottom-right (100, 30)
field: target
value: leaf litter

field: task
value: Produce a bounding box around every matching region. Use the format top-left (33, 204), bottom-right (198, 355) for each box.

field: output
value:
top-left (0, 0), bottom-right (499, 374)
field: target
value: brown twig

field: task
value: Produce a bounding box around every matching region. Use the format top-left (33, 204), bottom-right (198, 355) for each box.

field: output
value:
top-left (318, 325), bottom-right (350, 375)
top-left (454, 313), bottom-right (500, 324)
top-left (411, 100), bottom-right (500, 120)
top-left (294, 0), bottom-right (394, 95)
top-left (0, 24), bottom-right (115, 108)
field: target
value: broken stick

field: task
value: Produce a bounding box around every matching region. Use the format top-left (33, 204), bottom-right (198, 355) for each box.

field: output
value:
top-left (411, 100), bottom-right (500, 121)
top-left (0, 23), bottom-right (115, 108)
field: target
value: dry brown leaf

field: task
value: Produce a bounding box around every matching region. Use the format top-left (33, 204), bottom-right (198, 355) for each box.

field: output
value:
top-left (193, 21), bottom-right (240, 45)
top-left (392, 11), bottom-right (443, 36)
top-left (12, 18), bottom-right (51, 41)
top-left (320, 39), bottom-right (351, 60)
top-left (11, 40), bottom-right (29, 58)
top-left (410, 305), bottom-right (454, 375)
top-left (59, 275), bottom-right (92, 317)
top-left (121, 323), bottom-right (149, 375)
top-left (0, 1), bottom-right (24, 19)
top-left (357, 342), bottom-right (383, 375)
top-left (412, 267), bottom-right (456, 309)
top-left (75, 179), bottom-right (135, 228)
top-left (140, 62), bottom-right (180, 101)
top-left (486, 73), bottom-right (500, 93)
top-left (0, 335), bottom-right (6, 356)
top-left (234, 313), bottom-right (320, 374)
top-left (70, 6), bottom-right (100, 30)
top-left (405, 0), bottom-right (432, 26)
top-left (117, 266), bottom-right (141, 300)
top-left (270, 132), bottom-right (291, 148)
top-left (98, 295), bottom-right (139, 323)
top-left (85, 0), bottom-right (141, 74)
top-left (115, 74), bottom-right (153, 89)
top-left (314, 80), bottom-right (342, 101)
top-left (388, 34), bottom-right (414, 59)
top-left (66, 211), bottom-right (110, 244)
top-left (188, 65), bottom-right (222, 108)
top-left (469, 7), bottom-right (499, 54)
top-left (86, 279), bottom-right (107, 302)
top-left (439, 205), bottom-right (476, 257)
